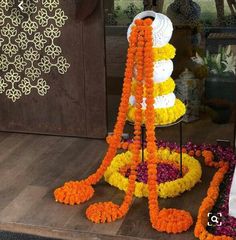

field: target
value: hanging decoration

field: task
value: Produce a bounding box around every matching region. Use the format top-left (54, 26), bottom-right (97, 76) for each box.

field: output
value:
top-left (54, 11), bottom-right (194, 234)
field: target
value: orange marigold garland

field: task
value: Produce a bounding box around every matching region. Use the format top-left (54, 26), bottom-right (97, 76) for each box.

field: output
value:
top-left (54, 23), bottom-right (138, 205)
top-left (55, 17), bottom-right (193, 235)
top-left (86, 19), bottom-right (145, 223)
top-left (118, 20), bottom-right (144, 217)
top-left (143, 19), bottom-right (193, 234)
top-left (194, 152), bottom-right (233, 240)
top-left (143, 19), bottom-right (160, 225)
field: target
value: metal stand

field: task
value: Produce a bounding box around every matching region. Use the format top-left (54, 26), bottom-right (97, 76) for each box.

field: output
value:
top-left (180, 121), bottom-right (183, 177)
top-left (141, 125), bottom-right (145, 163)
top-left (128, 117), bottom-right (184, 177)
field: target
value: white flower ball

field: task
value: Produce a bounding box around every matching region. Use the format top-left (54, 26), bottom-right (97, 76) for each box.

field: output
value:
top-left (153, 60), bottom-right (174, 83)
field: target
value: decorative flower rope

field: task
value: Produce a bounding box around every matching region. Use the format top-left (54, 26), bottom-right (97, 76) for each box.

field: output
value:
top-left (54, 22), bottom-right (138, 205)
top-left (194, 151), bottom-right (233, 240)
top-left (143, 20), bottom-right (193, 233)
top-left (54, 18), bottom-right (192, 234)
top-left (87, 19), bottom-right (145, 223)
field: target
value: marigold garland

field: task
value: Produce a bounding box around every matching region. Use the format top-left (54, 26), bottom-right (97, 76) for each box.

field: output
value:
top-left (86, 202), bottom-right (121, 223)
top-left (86, 19), bottom-right (145, 223)
top-left (143, 21), bottom-right (193, 233)
top-left (155, 208), bottom-right (193, 234)
top-left (131, 77), bottom-right (175, 97)
top-left (104, 149), bottom-right (202, 198)
top-left (153, 43), bottom-right (176, 61)
top-left (127, 98), bottom-right (186, 125)
top-left (54, 17), bottom-right (192, 235)
top-left (54, 181), bottom-right (94, 205)
top-left (54, 21), bottom-right (138, 205)
top-left (194, 151), bottom-right (233, 240)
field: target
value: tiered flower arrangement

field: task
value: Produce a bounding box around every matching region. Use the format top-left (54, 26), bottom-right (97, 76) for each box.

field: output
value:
top-left (127, 14), bottom-right (186, 126)
top-left (53, 9), bottom-right (236, 235)
top-left (54, 13), bottom-right (193, 234)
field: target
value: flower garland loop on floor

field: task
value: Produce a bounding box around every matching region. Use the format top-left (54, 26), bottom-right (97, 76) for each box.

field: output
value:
top-left (104, 149), bottom-right (202, 198)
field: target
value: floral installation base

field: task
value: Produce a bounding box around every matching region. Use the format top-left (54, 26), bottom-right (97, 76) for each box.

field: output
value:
top-left (104, 148), bottom-right (202, 198)
top-left (106, 138), bottom-right (236, 239)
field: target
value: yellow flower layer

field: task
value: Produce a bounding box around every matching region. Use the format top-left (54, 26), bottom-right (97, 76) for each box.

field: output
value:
top-left (104, 148), bottom-right (202, 198)
top-left (153, 43), bottom-right (176, 61)
top-left (131, 77), bottom-right (175, 97)
top-left (127, 99), bottom-right (186, 125)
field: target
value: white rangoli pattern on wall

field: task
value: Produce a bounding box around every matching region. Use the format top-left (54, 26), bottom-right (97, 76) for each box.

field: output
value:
top-left (0, 0), bottom-right (70, 102)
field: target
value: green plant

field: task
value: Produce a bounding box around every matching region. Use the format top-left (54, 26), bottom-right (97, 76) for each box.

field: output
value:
top-left (192, 45), bottom-right (236, 76)
top-left (105, 5), bottom-right (122, 25)
top-left (123, 3), bottom-right (140, 22)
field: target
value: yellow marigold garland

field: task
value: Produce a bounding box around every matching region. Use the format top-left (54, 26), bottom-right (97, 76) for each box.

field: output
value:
top-left (127, 99), bottom-right (186, 125)
top-left (104, 148), bottom-right (202, 198)
top-left (153, 43), bottom-right (176, 61)
top-left (131, 77), bottom-right (175, 97)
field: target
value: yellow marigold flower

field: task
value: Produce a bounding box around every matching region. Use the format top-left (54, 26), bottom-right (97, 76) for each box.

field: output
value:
top-left (104, 149), bottom-right (202, 198)
top-left (127, 99), bottom-right (186, 126)
top-left (153, 43), bottom-right (176, 61)
top-left (131, 77), bottom-right (175, 97)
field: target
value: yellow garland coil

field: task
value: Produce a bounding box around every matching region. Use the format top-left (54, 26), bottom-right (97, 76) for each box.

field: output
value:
top-left (128, 42), bottom-right (186, 125)
top-left (153, 43), bottom-right (176, 61)
top-left (131, 77), bottom-right (176, 97)
top-left (104, 148), bottom-right (202, 198)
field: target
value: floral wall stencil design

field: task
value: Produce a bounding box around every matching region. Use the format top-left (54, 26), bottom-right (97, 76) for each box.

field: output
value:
top-left (0, 0), bottom-right (70, 102)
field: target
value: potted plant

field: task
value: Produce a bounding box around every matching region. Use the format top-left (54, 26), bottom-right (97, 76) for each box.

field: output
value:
top-left (192, 45), bottom-right (236, 103)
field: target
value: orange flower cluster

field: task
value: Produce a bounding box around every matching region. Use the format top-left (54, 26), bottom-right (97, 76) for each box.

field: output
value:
top-left (54, 20), bottom-right (138, 205)
top-left (87, 19), bottom-right (146, 223)
top-left (86, 202), bottom-right (121, 223)
top-left (106, 135), bottom-right (130, 150)
top-left (143, 20), bottom-right (160, 226)
top-left (194, 151), bottom-right (232, 240)
top-left (143, 21), bottom-right (193, 233)
top-left (56, 17), bottom-right (194, 235)
top-left (202, 150), bottom-right (225, 168)
top-left (155, 208), bottom-right (193, 234)
top-left (118, 19), bottom-right (145, 218)
top-left (54, 181), bottom-right (94, 205)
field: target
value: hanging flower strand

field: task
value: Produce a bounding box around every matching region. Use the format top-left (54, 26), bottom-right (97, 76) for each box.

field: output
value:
top-left (54, 14), bottom-right (193, 235)
top-left (143, 18), bottom-right (193, 234)
top-left (54, 24), bottom-right (139, 205)
top-left (86, 19), bottom-right (145, 223)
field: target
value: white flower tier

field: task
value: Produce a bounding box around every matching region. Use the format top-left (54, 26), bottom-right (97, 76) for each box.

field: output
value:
top-left (129, 93), bottom-right (176, 109)
top-left (134, 60), bottom-right (174, 83)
